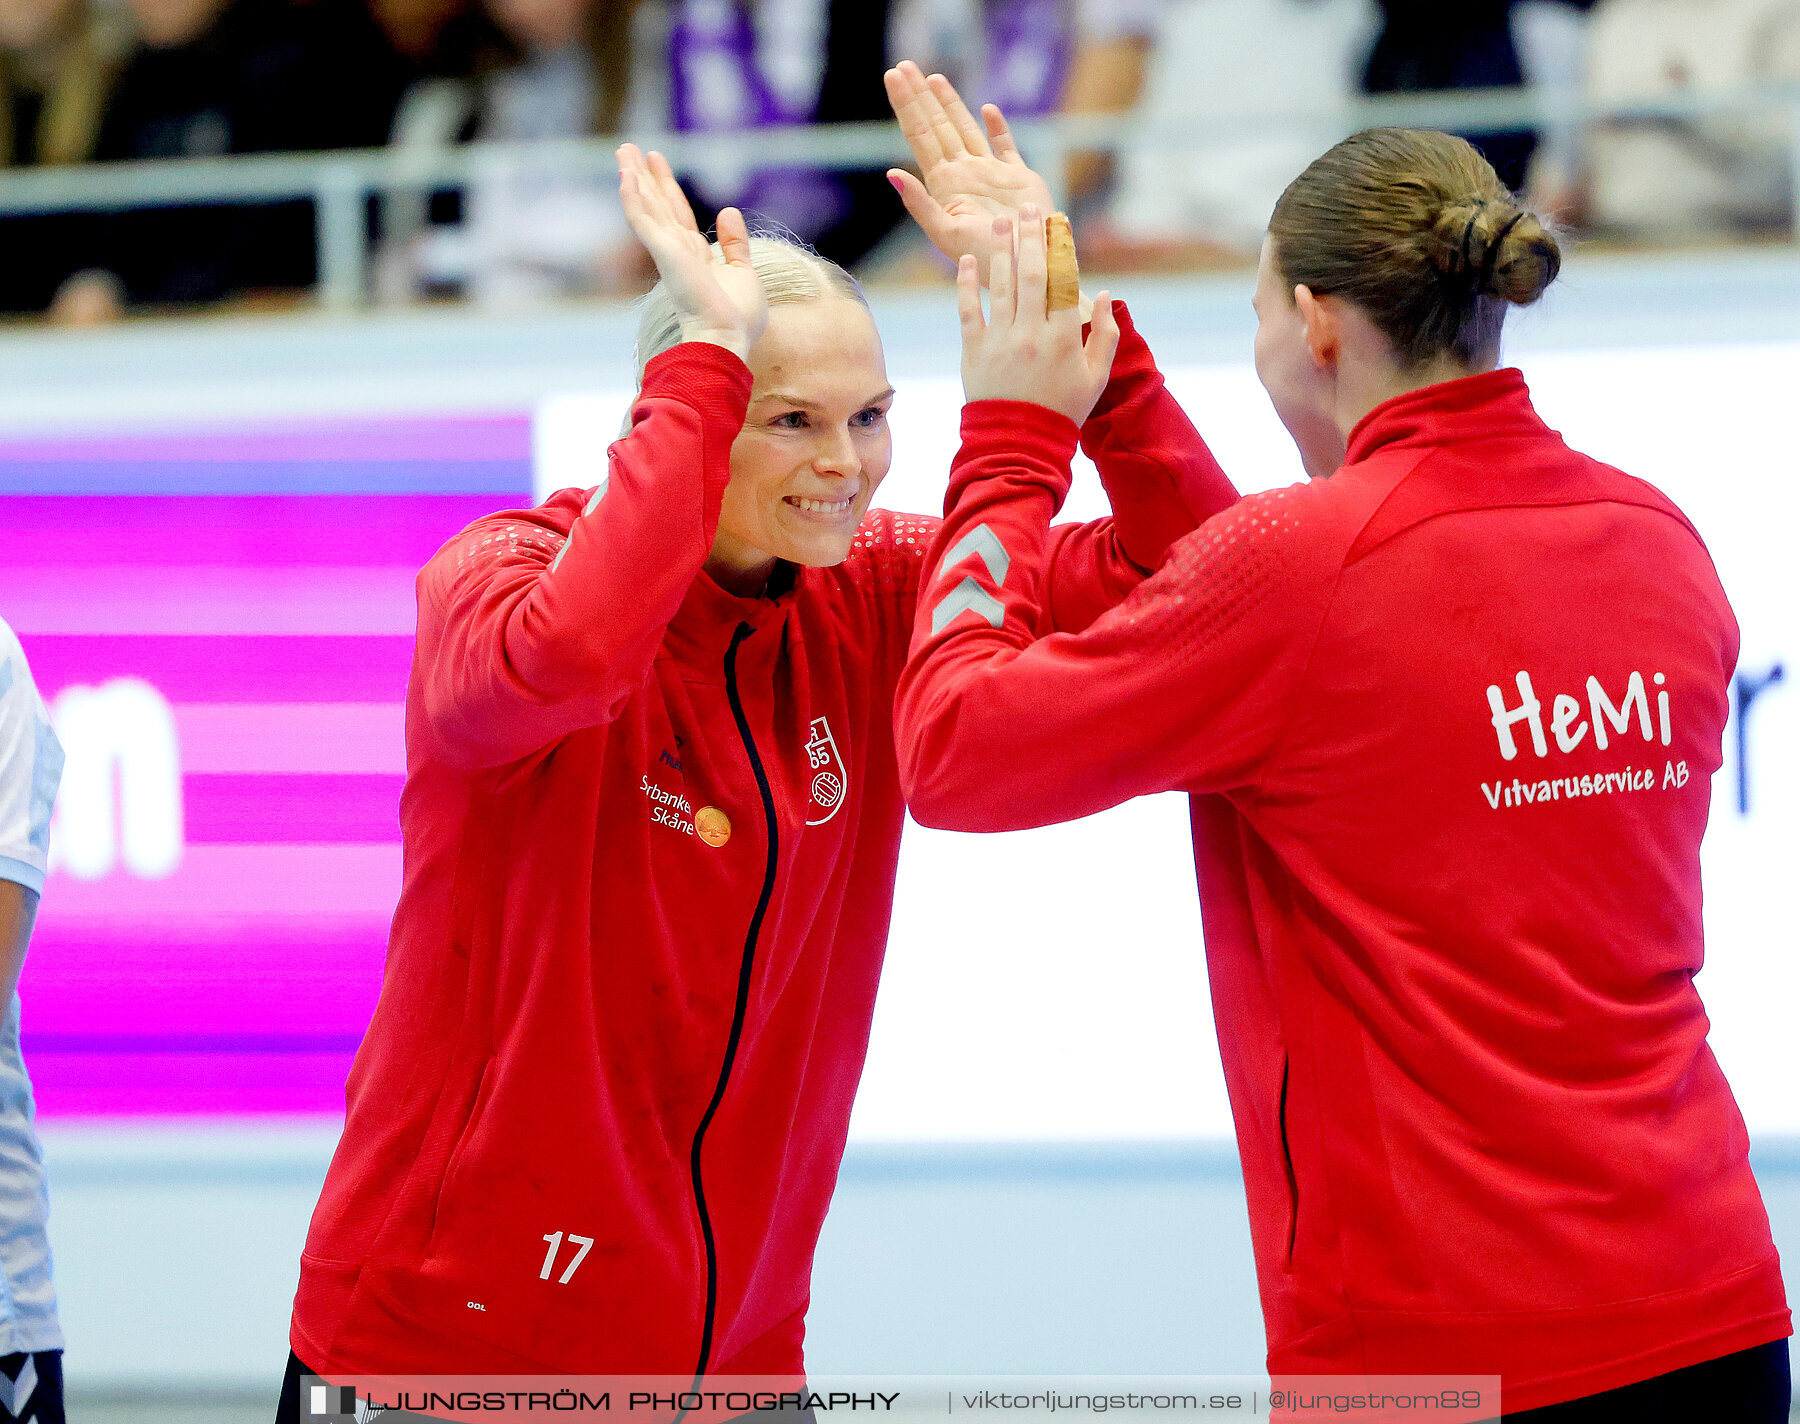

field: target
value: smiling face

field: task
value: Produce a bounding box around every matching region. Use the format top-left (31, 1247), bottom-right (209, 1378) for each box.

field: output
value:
top-left (707, 297), bottom-right (894, 592)
top-left (1252, 236), bottom-right (1346, 480)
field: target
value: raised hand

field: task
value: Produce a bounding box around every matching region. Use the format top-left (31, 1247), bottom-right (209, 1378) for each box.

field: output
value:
top-left (958, 207), bottom-right (1119, 429)
top-left (884, 61), bottom-right (1060, 292)
top-left (617, 143), bottom-right (768, 360)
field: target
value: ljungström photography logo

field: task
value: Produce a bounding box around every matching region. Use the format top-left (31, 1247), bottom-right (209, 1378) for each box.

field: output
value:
top-left (304, 1377), bottom-right (360, 1421)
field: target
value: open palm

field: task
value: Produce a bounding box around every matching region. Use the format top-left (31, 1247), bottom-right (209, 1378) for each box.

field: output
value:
top-left (884, 61), bottom-right (1056, 285)
top-left (617, 143), bottom-right (768, 358)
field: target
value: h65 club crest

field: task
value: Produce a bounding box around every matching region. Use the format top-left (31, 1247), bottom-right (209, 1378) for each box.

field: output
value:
top-left (803, 717), bottom-right (849, 826)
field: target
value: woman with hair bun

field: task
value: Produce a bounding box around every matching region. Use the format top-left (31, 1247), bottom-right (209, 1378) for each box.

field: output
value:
top-left (278, 89), bottom-right (1238, 1412)
top-left (897, 127), bottom-right (1790, 1418)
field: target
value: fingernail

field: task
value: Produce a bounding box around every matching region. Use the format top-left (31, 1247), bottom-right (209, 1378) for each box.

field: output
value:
top-left (888, 173), bottom-right (904, 194)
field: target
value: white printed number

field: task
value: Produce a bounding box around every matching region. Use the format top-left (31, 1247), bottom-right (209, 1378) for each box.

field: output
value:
top-left (539, 1230), bottom-right (595, 1284)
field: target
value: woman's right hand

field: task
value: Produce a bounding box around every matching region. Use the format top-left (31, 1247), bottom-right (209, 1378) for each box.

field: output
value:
top-left (617, 144), bottom-right (768, 361)
top-left (959, 209), bottom-right (1119, 429)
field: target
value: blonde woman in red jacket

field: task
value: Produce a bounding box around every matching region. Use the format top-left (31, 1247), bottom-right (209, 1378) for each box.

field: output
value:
top-left (897, 130), bottom-right (1790, 1419)
top-left (279, 93), bottom-right (1239, 1411)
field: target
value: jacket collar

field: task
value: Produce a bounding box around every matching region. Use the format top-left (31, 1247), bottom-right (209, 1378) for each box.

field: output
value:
top-left (1344, 367), bottom-right (1548, 467)
top-left (662, 560), bottom-right (802, 667)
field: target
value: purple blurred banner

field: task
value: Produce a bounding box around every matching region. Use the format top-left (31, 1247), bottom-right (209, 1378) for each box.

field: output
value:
top-left (0, 416), bottom-right (533, 1115)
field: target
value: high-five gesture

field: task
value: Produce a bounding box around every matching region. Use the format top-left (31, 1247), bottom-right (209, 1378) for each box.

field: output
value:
top-left (885, 62), bottom-right (1069, 299)
top-left (959, 207), bottom-right (1120, 428)
top-left (617, 143), bottom-right (768, 361)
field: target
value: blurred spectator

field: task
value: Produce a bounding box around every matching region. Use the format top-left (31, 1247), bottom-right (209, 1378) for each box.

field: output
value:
top-left (1353, 0), bottom-right (1600, 193)
top-left (393, 0), bottom-right (910, 283)
top-left (1100, 0), bottom-right (1373, 261)
top-left (977, 0), bottom-right (1074, 117)
top-left (363, 0), bottom-right (508, 297)
top-left (383, 0), bottom-right (642, 306)
top-left (880, 0), bottom-right (1171, 265)
top-left (0, 0), bottom-right (129, 316)
top-left (58, 0), bottom-right (400, 315)
top-left (1083, 0), bottom-right (1614, 267)
top-left (639, 0), bottom-right (905, 271)
top-left (1584, 0), bottom-right (1800, 238)
top-left (889, 0), bottom-right (1081, 118)
top-left (810, 0), bottom-right (909, 263)
top-left (1060, 0), bottom-right (1166, 216)
top-left (373, 0), bottom-right (508, 78)
top-left (887, 0), bottom-right (1167, 217)
top-left (1511, 0), bottom-right (1596, 222)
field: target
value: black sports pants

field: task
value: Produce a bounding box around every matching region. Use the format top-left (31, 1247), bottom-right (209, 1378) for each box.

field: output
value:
top-left (1502, 1339), bottom-right (1790, 1421)
top-left (0, 1352), bottom-right (62, 1424)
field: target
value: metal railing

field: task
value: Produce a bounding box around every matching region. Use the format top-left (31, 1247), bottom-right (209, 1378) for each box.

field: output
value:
top-left (0, 81), bottom-right (1796, 312)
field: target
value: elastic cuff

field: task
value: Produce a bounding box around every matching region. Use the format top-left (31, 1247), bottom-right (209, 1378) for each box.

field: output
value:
top-left (1084, 300), bottom-right (1153, 427)
top-left (640, 341), bottom-right (756, 431)
top-left (951, 401), bottom-right (1081, 513)
top-left (640, 342), bottom-right (755, 539)
top-left (960, 399), bottom-right (1082, 459)
top-left (0, 857), bottom-right (44, 896)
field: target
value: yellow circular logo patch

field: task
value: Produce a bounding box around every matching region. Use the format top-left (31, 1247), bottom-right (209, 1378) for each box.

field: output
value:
top-left (695, 806), bottom-right (732, 848)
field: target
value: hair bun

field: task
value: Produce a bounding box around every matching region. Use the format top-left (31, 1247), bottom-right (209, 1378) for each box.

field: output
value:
top-left (1422, 198), bottom-right (1490, 283)
top-left (1269, 127), bottom-right (1564, 366)
top-left (1425, 199), bottom-right (1560, 306)
top-left (1483, 209), bottom-right (1561, 306)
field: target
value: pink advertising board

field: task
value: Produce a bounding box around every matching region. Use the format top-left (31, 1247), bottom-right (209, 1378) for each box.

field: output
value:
top-left (1, 418), bottom-right (533, 1115)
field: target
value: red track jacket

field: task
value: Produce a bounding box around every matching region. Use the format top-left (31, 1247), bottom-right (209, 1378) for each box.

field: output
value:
top-left (896, 369), bottom-right (1790, 1412)
top-left (291, 306), bottom-right (1237, 1378)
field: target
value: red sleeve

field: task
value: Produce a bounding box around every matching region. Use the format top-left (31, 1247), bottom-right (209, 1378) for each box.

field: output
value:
top-left (895, 401), bottom-right (1333, 831)
top-left (415, 343), bottom-right (753, 769)
top-left (1081, 300), bottom-right (1240, 564)
top-left (1032, 301), bottom-right (1242, 634)
top-left (859, 304), bottom-right (1235, 650)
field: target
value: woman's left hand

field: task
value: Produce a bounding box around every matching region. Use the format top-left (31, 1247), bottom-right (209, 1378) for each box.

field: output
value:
top-left (960, 208), bottom-right (1120, 428)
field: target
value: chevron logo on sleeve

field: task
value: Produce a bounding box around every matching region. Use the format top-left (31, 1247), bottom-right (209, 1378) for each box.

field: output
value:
top-left (929, 522), bottom-right (1012, 634)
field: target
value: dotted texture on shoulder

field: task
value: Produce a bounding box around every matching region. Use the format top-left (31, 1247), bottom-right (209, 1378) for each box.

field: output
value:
top-left (441, 494), bottom-right (582, 576)
top-left (839, 508), bottom-right (940, 600)
top-left (452, 524), bottom-right (564, 570)
top-left (1100, 485), bottom-right (1306, 675)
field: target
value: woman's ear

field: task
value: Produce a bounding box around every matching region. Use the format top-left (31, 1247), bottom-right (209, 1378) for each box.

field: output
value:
top-left (1294, 285), bottom-right (1340, 371)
